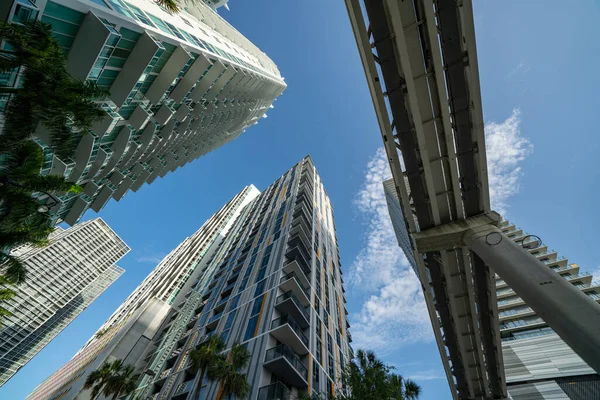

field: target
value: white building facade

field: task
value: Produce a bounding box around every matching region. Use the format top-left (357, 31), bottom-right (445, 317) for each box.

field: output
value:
top-left (26, 186), bottom-right (259, 400)
top-left (0, 0), bottom-right (285, 225)
top-left (0, 218), bottom-right (129, 386)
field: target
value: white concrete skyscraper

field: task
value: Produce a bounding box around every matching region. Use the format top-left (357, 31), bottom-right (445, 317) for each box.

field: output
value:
top-left (0, 218), bottom-right (129, 386)
top-left (0, 0), bottom-right (286, 225)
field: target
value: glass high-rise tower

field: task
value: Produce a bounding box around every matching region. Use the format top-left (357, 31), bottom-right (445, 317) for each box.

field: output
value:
top-left (0, 0), bottom-right (286, 225)
top-left (0, 218), bottom-right (129, 387)
top-left (28, 157), bottom-right (351, 400)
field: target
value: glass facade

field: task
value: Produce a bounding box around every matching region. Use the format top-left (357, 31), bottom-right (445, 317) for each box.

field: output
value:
top-left (0, 219), bottom-right (129, 386)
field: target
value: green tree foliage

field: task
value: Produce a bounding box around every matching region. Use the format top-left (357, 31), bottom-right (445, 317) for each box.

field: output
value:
top-left (0, 20), bottom-right (108, 158)
top-left (212, 343), bottom-right (251, 400)
top-left (189, 334), bottom-right (226, 400)
top-left (104, 363), bottom-right (140, 399)
top-left (84, 359), bottom-right (139, 400)
top-left (309, 349), bottom-right (422, 400)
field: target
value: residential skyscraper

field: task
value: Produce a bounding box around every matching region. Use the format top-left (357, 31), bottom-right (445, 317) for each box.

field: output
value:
top-left (383, 185), bottom-right (600, 399)
top-left (26, 185), bottom-right (259, 400)
top-left (0, 218), bottom-right (129, 387)
top-left (29, 157), bottom-right (352, 400)
top-left (0, 0), bottom-right (285, 225)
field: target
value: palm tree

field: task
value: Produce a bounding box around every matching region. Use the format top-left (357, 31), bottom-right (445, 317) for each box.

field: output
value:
top-left (0, 21), bottom-right (108, 157)
top-left (212, 343), bottom-right (250, 400)
top-left (104, 363), bottom-right (140, 400)
top-left (84, 360), bottom-right (119, 400)
top-left (188, 335), bottom-right (226, 400)
top-left (156, 0), bottom-right (180, 13)
top-left (0, 141), bottom-right (80, 251)
top-left (0, 20), bottom-right (59, 73)
top-left (388, 374), bottom-right (421, 400)
top-left (337, 349), bottom-right (421, 400)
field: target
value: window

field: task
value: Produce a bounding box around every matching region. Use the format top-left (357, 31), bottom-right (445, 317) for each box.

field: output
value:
top-left (164, 21), bottom-right (185, 40)
top-left (243, 316), bottom-right (258, 341)
top-left (228, 294), bottom-right (241, 311)
top-left (12, 3), bottom-right (39, 24)
top-left (243, 296), bottom-right (264, 341)
top-left (147, 14), bottom-right (174, 36)
top-left (125, 3), bottom-right (155, 27)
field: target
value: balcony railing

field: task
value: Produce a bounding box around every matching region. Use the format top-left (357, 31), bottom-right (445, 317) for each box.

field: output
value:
top-left (257, 382), bottom-right (293, 400)
top-left (265, 343), bottom-right (308, 380)
top-left (280, 272), bottom-right (309, 295)
top-left (271, 314), bottom-right (308, 347)
top-left (174, 379), bottom-right (194, 395)
top-left (276, 291), bottom-right (309, 321)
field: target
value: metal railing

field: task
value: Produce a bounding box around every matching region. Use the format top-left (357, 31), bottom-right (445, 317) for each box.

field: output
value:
top-left (257, 382), bottom-right (293, 400)
top-left (276, 291), bottom-right (309, 321)
top-left (280, 272), bottom-right (309, 294)
top-left (265, 343), bottom-right (308, 380)
top-left (271, 314), bottom-right (308, 347)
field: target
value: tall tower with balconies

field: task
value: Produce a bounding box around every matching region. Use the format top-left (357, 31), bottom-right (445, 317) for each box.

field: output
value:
top-left (27, 158), bottom-right (351, 400)
top-left (1, 0), bottom-right (286, 225)
top-left (134, 156), bottom-right (351, 399)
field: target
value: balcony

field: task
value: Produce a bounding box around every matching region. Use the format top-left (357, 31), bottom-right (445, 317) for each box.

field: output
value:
top-left (206, 312), bottom-right (223, 330)
top-left (290, 222), bottom-right (311, 245)
top-left (257, 382), bottom-right (294, 400)
top-left (172, 379), bottom-right (194, 399)
top-left (263, 344), bottom-right (308, 388)
top-left (288, 233), bottom-right (312, 257)
top-left (270, 314), bottom-right (309, 355)
top-left (285, 245), bottom-right (311, 275)
top-left (221, 280), bottom-right (236, 297)
top-left (291, 212), bottom-right (311, 235)
top-left (282, 260), bottom-right (311, 289)
top-left (275, 291), bottom-right (309, 328)
top-left (279, 273), bottom-right (310, 306)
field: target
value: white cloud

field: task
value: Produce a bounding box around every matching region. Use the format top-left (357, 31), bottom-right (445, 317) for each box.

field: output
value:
top-left (136, 253), bottom-right (166, 264)
top-left (349, 112), bottom-right (532, 352)
top-left (485, 109), bottom-right (533, 215)
top-left (591, 266), bottom-right (600, 280)
top-left (407, 369), bottom-right (446, 381)
top-left (349, 148), bottom-right (432, 352)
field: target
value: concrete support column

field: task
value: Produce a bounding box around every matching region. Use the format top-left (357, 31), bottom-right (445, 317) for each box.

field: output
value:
top-left (463, 224), bottom-right (600, 374)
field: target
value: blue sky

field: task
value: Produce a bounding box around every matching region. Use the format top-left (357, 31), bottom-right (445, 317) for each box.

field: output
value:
top-left (3, 1), bottom-right (600, 399)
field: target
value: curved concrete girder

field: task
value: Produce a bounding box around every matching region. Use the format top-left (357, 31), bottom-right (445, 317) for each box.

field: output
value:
top-left (129, 105), bottom-right (153, 131)
top-left (216, 70), bottom-right (246, 102)
top-left (203, 67), bottom-right (237, 103)
top-left (148, 119), bottom-right (176, 158)
top-left (96, 126), bottom-right (133, 180)
top-left (68, 131), bottom-right (96, 183)
top-left (90, 185), bottom-right (114, 212)
top-left (170, 53), bottom-right (212, 103)
top-left (145, 45), bottom-right (193, 105)
top-left (63, 196), bottom-right (90, 225)
top-left (188, 60), bottom-right (226, 102)
top-left (110, 33), bottom-right (160, 108)
top-left (154, 104), bottom-right (174, 125)
top-left (66, 12), bottom-right (112, 81)
top-left (113, 177), bottom-right (133, 201)
top-left (86, 147), bottom-right (110, 179)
